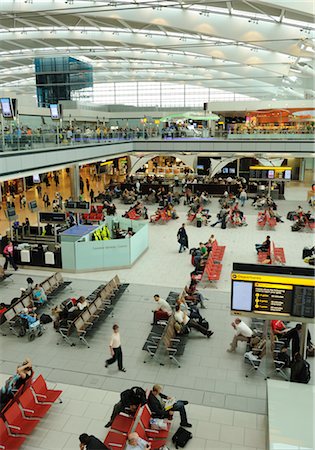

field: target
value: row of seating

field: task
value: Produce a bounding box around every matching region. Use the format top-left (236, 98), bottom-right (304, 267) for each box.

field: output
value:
top-left (143, 290), bottom-right (188, 368)
top-left (150, 208), bottom-right (172, 224)
top-left (1, 272), bottom-right (72, 337)
top-left (0, 273), bottom-right (12, 284)
top-left (125, 208), bottom-right (141, 220)
top-left (0, 374), bottom-right (62, 449)
top-left (104, 403), bottom-right (171, 449)
top-left (257, 211), bottom-right (277, 229)
top-left (82, 212), bottom-right (104, 223)
top-left (257, 241), bottom-right (286, 265)
top-left (193, 240), bottom-right (225, 284)
top-left (58, 275), bottom-right (128, 348)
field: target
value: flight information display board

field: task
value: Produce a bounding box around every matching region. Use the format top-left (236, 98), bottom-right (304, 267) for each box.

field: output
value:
top-left (231, 269), bottom-right (315, 319)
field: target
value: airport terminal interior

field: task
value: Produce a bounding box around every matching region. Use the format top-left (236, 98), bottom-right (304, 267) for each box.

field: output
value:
top-left (0, 1), bottom-right (315, 450)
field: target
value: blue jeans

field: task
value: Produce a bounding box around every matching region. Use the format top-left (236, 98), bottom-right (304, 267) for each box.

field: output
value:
top-left (172, 400), bottom-right (188, 424)
top-left (240, 198), bottom-right (245, 207)
top-left (179, 243), bottom-right (185, 253)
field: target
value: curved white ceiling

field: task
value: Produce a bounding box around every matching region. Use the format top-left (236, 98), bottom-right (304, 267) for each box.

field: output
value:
top-left (0, 0), bottom-right (314, 100)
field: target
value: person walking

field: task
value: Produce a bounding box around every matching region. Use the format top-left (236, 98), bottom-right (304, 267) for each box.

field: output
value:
top-left (239, 189), bottom-right (247, 207)
top-left (177, 223), bottom-right (188, 253)
top-left (105, 324), bottom-right (126, 372)
top-left (90, 188), bottom-right (94, 204)
top-left (43, 193), bottom-right (50, 208)
top-left (86, 178), bottom-right (90, 193)
top-left (3, 241), bottom-right (18, 271)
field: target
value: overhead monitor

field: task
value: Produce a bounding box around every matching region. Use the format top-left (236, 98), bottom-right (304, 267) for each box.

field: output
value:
top-left (6, 207), bottom-right (16, 218)
top-left (231, 263), bottom-right (315, 319)
top-left (268, 170), bottom-right (275, 179)
top-left (229, 168), bottom-right (236, 174)
top-left (222, 168), bottom-right (229, 174)
top-left (29, 201), bottom-right (37, 209)
top-left (39, 212), bottom-right (66, 223)
top-left (50, 104), bottom-right (60, 120)
top-left (33, 174), bottom-right (41, 183)
top-left (197, 165), bottom-right (204, 170)
top-left (0, 98), bottom-right (13, 118)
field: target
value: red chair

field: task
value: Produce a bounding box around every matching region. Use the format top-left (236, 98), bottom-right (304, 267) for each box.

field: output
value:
top-left (4, 402), bottom-right (39, 435)
top-left (110, 413), bottom-right (134, 434)
top-left (139, 405), bottom-right (170, 439)
top-left (30, 375), bottom-right (62, 404)
top-left (104, 430), bottom-right (127, 449)
top-left (18, 389), bottom-right (51, 418)
top-left (0, 418), bottom-right (25, 449)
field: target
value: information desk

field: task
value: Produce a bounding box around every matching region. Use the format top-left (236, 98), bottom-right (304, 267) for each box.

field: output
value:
top-left (267, 379), bottom-right (315, 450)
top-left (13, 243), bottom-right (62, 268)
top-left (61, 218), bottom-right (148, 272)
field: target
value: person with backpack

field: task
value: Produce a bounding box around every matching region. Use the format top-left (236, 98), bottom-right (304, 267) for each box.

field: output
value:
top-left (290, 352), bottom-right (311, 384)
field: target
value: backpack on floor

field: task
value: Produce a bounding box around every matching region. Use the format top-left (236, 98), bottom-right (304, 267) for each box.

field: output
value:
top-left (40, 314), bottom-right (52, 324)
top-left (172, 427), bottom-right (192, 448)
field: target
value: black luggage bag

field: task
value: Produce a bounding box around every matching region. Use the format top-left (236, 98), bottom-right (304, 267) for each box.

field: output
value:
top-left (303, 247), bottom-right (314, 259)
top-left (172, 427), bottom-right (193, 448)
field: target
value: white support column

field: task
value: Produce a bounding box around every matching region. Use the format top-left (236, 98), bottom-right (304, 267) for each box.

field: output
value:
top-left (70, 164), bottom-right (80, 201)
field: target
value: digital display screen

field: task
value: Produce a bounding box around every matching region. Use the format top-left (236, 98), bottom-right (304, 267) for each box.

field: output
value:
top-left (6, 207), bottom-right (16, 217)
top-left (284, 170), bottom-right (291, 180)
top-left (33, 174), bottom-right (40, 183)
top-left (65, 201), bottom-right (76, 209)
top-left (29, 201), bottom-right (37, 209)
top-left (229, 168), bottom-right (236, 174)
top-left (231, 281), bottom-right (253, 311)
top-left (39, 212), bottom-right (66, 223)
top-left (197, 165), bottom-right (204, 170)
top-left (76, 201), bottom-right (90, 210)
top-left (222, 168), bottom-right (229, 174)
top-left (50, 104), bottom-right (60, 120)
top-left (231, 270), bottom-right (315, 318)
top-left (268, 170), bottom-right (275, 179)
top-left (0, 98), bottom-right (13, 118)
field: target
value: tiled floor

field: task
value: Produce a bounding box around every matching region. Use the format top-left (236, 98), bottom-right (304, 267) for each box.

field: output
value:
top-left (0, 374), bottom-right (267, 450)
top-left (0, 183), bottom-right (314, 449)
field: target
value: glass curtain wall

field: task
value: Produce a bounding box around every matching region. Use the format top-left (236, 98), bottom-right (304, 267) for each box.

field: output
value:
top-left (71, 82), bottom-right (257, 106)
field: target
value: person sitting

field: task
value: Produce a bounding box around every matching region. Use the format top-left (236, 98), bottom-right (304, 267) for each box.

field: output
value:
top-left (290, 352), bottom-right (310, 384)
top-left (271, 320), bottom-right (289, 336)
top-left (105, 386), bottom-right (146, 428)
top-left (79, 433), bottom-right (109, 449)
top-left (148, 384), bottom-right (191, 428)
top-left (0, 357), bottom-right (33, 410)
top-left (255, 235), bottom-right (271, 254)
top-left (21, 277), bottom-right (34, 296)
top-left (77, 296), bottom-right (88, 311)
top-left (32, 284), bottom-right (47, 306)
top-left (19, 309), bottom-right (39, 327)
top-left (277, 345), bottom-right (291, 368)
top-left (152, 294), bottom-right (172, 325)
top-left (126, 432), bottom-right (151, 450)
top-left (227, 318), bottom-right (253, 352)
top-left (206, 234), bottom-right (215, 251)
top-left (174, 304), bottom-right (213, 338)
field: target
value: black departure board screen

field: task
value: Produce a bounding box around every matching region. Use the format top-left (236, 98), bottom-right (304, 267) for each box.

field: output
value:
top-left (39, 212), bottom-right (66, 223)
top-left (253, 282), bottom-right (293, 314)
top-left (292, 286), bottom-right (314, 318)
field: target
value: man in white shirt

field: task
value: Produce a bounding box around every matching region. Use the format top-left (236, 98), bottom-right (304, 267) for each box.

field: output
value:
top-left (227, 318), bottom-right (253, 352)
top-left (152, 294), bottom-right (172, 324)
